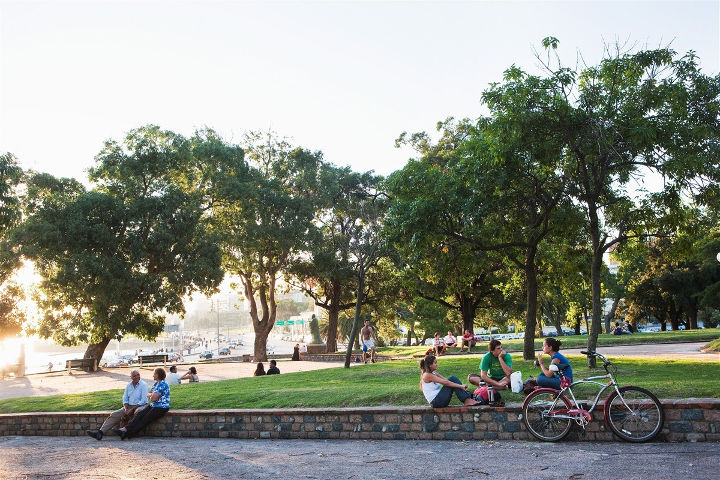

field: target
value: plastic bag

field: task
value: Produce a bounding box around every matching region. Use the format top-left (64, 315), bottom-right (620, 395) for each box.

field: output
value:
top-left (510, 371), bottom-right (523, 393)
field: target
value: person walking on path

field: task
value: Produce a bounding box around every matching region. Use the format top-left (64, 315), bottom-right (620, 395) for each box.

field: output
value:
top-left (114, 367), bottom-right (170, 440)
top-left (86, 369), bottom-right (147, 440)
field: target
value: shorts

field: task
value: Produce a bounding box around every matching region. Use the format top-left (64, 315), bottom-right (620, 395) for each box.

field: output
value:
top-left (363, 339), bottom-right (375, 350)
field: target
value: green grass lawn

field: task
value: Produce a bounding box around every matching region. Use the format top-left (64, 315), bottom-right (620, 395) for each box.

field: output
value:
top-left (1, 354), bottom-right (718, 414)
top-left (377, 329), bottom-right (720, 357)
top-left (705, 338), bottom-right (720, 352)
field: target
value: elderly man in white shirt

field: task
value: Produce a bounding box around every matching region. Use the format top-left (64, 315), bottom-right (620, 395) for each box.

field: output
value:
top-left (86, 369), bottom-right (148, 440)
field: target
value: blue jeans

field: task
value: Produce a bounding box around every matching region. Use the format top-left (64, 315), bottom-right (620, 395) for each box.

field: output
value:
top-left (430, 376), bottom-right (472, 407)
top-left (536, 374), bottom-right (562, 390)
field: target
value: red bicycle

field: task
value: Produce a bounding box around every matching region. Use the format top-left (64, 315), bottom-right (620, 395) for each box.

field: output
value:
top-left (521, 350), bottom-right (664, 442)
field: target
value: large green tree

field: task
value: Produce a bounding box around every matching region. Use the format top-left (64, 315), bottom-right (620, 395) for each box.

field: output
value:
top-left (0, 153), bottom-right (24, 339)
top-left (17, 126), bottom-right (224, 361)
top-left (213, 132), bottom-right (318, 362)
top-left (554, 40), bottom-right (719, 363)
top-left (291, 164), bottom-right (385, 353)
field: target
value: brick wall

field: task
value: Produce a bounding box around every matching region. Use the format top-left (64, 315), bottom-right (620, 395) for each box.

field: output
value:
top-left (1, 399), bottom-right (717, 442)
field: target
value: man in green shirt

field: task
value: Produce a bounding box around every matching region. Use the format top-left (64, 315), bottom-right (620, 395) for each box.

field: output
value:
top-left (468, 339), bottom-right (513, 391)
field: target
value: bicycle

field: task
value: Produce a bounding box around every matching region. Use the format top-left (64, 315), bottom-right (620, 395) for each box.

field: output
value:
top-left (521, 350), bottom-right (664, 442)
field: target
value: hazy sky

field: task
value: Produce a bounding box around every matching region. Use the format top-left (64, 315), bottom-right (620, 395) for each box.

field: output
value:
top-left (1, 0), bottom-right (718, 181)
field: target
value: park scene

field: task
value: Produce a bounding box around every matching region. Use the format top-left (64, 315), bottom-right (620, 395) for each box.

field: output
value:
top-left (1, 1), bottom-right (719, 479)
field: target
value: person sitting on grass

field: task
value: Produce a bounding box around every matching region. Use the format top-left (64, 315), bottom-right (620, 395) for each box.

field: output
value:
top-left (432, 332), bottom-right (447, 356)
top-left (444, 331), bottom-right (457, 349)
top-left (535, 337), bottom-right (573, 390)
top-left (254, 362), bottom-right (266, 376)
top-left (180, 366), bottom-right (199, 382)
top-left (267, 359), bottom-right (280, 375)
top-left (419, 354), bottom-right (480, 408)
top-left (468, 339), bottom-right (513, 393)
top-left (460, 330), bottom-right (476, 352)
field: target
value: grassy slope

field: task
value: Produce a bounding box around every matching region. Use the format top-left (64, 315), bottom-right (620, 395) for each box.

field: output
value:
top-left (1, 355), bottom-right (718, 413)
top-left (377, 329), bottom-right (720, 357)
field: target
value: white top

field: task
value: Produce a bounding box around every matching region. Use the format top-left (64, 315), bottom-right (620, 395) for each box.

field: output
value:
top-left (421, 377), bottom-right (442, 403)
top-left (433, 337), bottom-right (444, 346)
top-left (444, 335), bottom-right (456, 344)
top-left (166, 372), bottom-right (181, 385)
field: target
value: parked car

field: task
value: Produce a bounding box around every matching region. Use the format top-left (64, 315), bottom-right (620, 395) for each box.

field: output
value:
top-left (200, 351), bottom-right (213, 359)
top-left (103, 358), bottom-right (129, 368)
top-left (219, 347), bottom-right (231, 356)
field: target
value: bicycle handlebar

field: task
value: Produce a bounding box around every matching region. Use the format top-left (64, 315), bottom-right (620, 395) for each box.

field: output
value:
top-left (580, 350), bottom-right (613, 372)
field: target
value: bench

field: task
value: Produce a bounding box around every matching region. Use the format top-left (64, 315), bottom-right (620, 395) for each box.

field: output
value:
top-left (65, 358), bottom-right (98, 373)
top-left (137, 354), bottom-right (168, 366)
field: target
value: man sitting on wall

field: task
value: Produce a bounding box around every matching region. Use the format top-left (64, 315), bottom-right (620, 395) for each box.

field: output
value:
top-left (86, 370), bottom-right (148, 440)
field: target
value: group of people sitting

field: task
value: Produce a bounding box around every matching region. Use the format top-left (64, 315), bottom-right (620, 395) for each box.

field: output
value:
top-left (86, 367), bottom-right (172, 441)
top-left (253, 360), bottom-right (280, 376)
top-left (613, 321), bottom-right (635, 335)
top-left (420, 338), bottom-right (573, 408)
top-left (429, 330), bottom-right (477, 356)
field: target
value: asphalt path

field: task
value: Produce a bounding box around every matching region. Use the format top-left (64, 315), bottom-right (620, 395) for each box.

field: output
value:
top-left (1, 436), bottom-right (718, 480)
top-left (0, 342), bottom-right (716, 401)
top-left (0, 360), bottom-right (344, 400)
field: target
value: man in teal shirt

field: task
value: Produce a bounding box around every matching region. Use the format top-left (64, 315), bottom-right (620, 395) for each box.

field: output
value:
top-left (468, 339), bottom-right (513, 391)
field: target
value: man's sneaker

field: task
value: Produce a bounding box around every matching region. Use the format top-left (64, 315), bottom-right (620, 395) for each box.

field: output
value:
top-left (86, 429), bottom-right (102, 440)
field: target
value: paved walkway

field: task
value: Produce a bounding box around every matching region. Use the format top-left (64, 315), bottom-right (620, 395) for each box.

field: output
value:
top-left (1, 436), bottom-right (718, 479)
top-left (0, 360), bottom-right (344, 400)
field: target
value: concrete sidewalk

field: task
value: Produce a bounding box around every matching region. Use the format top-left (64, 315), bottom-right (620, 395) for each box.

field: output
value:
top-left (1, 436), bottom-right (718, 480)
top-left (0, 360), bottom-right (344, 400)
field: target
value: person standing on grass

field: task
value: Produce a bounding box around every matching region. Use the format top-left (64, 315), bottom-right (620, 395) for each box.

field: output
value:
top-left (86, 369), bottom-right (147, 441)
top-left (360, 319), bottom-right (376, 363)
top-left (419, 354), bottom-right (480, 408)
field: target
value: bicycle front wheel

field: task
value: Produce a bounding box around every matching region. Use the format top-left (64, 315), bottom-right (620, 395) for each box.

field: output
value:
top-left (522, 389), bottom-right (573, 442)
top-left (604, 386), bottom-right (664, 442)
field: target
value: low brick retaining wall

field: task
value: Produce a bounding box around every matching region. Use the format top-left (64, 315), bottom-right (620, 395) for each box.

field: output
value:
top-left (1, 399), bottom-right (717, 442)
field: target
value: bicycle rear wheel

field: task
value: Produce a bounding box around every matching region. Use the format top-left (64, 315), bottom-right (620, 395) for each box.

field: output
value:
top-left (604, 386), bottom-right (664, 442)
top-left (522, 389), bottom-right (573, 442)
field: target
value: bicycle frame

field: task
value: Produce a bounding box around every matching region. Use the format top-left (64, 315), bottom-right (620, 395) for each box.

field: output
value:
top-left (539, 372), bottom-right (622, 425)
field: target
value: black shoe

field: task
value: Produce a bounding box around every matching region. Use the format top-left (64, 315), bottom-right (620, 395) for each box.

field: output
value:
top-left (113, 429), bottom-right (127, 440)
top-left (86, 430), bottom-right (102, 440)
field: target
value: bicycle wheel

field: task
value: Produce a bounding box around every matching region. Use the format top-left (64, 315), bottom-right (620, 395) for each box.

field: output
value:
top-left (604, 386), bottom-right (664, 442)
top-left (522, 389), bottom-right (573, 442)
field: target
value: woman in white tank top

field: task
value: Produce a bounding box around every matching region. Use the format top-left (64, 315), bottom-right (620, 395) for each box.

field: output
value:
top-left (420, 354), bottom-right (480, 408)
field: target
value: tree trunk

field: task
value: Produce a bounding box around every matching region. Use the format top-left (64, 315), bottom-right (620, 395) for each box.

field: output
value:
top-left (574, 312), bottom-right (582, 335)
top-left (344, 272), bottom-right (365, 368)
top-left (242, 273), bottom-right (277, 363)
top-left (603, 297), bottom-right (621, 334)
top-left (523, 248), bottom-right (538, 360)
top-left (459, 295), bottom-right (477, 335)
top-left (687, 306), bottom-right (698, 330)
top-left (587, 236), bottom-right (604, 368)
top-left (84, 337), bottom-right (111, 371)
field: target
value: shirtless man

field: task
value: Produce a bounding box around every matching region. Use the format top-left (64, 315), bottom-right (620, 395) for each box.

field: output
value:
top-left (360, 319), bottom-right (376, 363)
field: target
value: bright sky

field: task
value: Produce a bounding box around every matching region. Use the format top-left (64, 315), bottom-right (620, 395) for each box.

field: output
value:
top-left (1, 0), bottom-right (718, 181)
